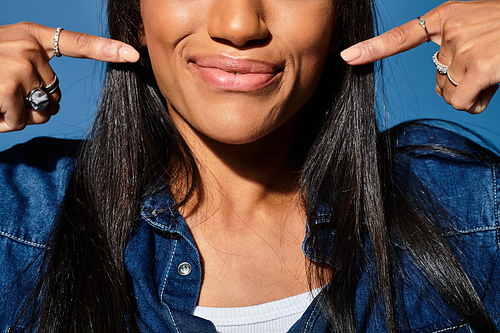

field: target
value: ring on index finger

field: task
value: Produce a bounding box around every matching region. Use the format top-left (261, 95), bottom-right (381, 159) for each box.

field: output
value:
top-left (417, 17), bottom-right (430, 42)
top-left (53, 27), bottom-right (64, 57)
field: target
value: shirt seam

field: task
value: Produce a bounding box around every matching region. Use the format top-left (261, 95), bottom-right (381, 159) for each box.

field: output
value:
top-left (432, 323), bottom-right (467, 333)
top-left (0, 230), bottom-right (46, 249)
top-left (493, 164), bottom-right (499, 249)
top-left (160, 240), bottom-right (180, 333)
top-left (441, 226), bottom-right (500, 237)
top-left (302, 299), bottom-right (319, 332)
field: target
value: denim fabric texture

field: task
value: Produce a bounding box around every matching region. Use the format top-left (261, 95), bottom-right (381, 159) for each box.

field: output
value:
top-left (1, 123), bottom-right (499, 332)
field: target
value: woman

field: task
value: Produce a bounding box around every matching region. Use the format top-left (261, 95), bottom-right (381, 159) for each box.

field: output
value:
top-left (0, 0), bottom-right (499, 332)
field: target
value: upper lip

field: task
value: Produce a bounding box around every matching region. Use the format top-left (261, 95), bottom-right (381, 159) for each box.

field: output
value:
top-left (189, 54), bottom-right (283, 74)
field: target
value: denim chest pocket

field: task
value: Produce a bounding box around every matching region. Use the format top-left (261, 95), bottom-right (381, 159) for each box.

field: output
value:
top-left (407, 322), bottom-right (473, 333)
top-left (392, 226), bottom-right (499, 333)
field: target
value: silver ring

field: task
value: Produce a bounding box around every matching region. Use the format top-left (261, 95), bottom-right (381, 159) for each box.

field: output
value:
top-left (26, 83), bottom-right (49, 111)
top-left (432, 51), bottom-right (448, 75)
top-left (53, 27), bottom-right (64, 57)
top-left (45, 74), bottom-right (59, 94)
top-left (417, 17), bottom-right (430, 42)
top-left (447, 71), bottom-right (458, 86)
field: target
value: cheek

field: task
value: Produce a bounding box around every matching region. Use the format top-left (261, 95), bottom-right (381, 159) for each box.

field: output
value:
top-left (140, 0), bottom-right (203, 60)
top-left (141, 0), bottom-right (211, 105)
top-left (273, 1), bottom-right (336, 88)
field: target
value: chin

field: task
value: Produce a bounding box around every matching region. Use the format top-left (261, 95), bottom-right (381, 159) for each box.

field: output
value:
top-left (205, 130), bottom-right (266, 146)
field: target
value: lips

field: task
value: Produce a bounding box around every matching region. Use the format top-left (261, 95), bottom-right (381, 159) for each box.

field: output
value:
top-left (188, 55), bottom-right (283, 92)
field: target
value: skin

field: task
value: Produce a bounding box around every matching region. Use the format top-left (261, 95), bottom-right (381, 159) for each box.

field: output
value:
top-left (1, 0), bottom-right (500, 308)
top-left (341, 1), bottom-right (500, 114)
top-left (140, 0), bottom-right (336, 146)
top-left (1, 2), bottom-right (500, 131)
top-left (139, 0), bottom-right (337, 306)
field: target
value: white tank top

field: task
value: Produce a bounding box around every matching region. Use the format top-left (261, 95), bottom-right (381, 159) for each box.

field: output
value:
top-left (193, 288), bottom-right (322, 333)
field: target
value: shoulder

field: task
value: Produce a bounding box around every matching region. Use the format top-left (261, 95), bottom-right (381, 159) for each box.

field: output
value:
top-left (384, 121), bottom-right (499, 217)
top-left (384, 120), bottom-right (499, 235)
top-left (383, 121), bottom-right (500, 330)
top-left (385, 119), bottom-right (500, 158)
top-left (0, 137), bottom-right (81, 248)
top-left (0, 138), bottom-right (81, 326)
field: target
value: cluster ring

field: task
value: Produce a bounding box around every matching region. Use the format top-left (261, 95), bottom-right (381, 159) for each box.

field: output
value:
top-left (432, 51), bottom-right (448, 75)
top-left (432, 51), bottom-right (459, 86)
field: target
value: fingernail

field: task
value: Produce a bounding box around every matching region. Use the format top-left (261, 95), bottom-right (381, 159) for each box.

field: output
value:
top-left (119, 46), bottom-right (140, 62)
top-left (340, 46), bottom-right (361, 62)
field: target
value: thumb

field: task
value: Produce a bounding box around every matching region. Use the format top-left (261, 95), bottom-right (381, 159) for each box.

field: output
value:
top-left (43, 27), bottom-right (140, 63)
top-left (340, 18), bottom-right (430, 66)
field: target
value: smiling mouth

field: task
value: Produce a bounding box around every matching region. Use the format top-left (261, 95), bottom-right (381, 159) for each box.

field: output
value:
top-left (188, 55), bottom-right (284, 92)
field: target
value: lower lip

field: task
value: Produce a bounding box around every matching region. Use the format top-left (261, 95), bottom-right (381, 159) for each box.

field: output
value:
top-left (189, 63), bottom-right (280, 92)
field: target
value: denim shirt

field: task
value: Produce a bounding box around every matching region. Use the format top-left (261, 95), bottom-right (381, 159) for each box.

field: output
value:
top-left (1, 123), bottom-right (499, 332)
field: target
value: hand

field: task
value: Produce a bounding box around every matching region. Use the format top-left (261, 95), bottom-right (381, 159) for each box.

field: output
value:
top-left (0, 22), bottom-right (139, 132)
top-left (340, 1), bottom-right (500, 114)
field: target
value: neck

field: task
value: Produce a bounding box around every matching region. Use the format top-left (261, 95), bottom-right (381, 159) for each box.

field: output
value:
top-left (169, 109), bottom-right (302, 228)
top-left (167, 110), bottom-right (317, 307)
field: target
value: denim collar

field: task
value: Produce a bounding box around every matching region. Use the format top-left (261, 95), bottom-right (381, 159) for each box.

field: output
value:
top-left (139, 188), bottom-right (198, 251)
top-left (139, 188), bottom-right (334, 265)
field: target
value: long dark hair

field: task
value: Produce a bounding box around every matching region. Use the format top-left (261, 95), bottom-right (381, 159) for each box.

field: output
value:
top-left (16, 0), bottom-right (498, 331)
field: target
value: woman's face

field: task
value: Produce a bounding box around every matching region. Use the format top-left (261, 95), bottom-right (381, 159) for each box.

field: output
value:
top-left (140, 0), bottom-right (337, 145)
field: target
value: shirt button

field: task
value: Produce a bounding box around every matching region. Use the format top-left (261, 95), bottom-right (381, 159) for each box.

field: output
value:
top-left (177, 262), bottom-right (192, 276)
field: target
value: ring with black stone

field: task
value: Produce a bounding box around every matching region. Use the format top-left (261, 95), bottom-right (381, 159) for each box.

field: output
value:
top-left (25, 83), bottom-right (50, 111)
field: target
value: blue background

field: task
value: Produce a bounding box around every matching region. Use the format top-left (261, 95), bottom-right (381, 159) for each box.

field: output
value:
top-left (2, 0), bottom-right (500, 151)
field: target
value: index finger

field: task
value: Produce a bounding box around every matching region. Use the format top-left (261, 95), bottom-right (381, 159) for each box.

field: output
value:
top-left (38, 26), bottom-right (139, 63)
top-left (340, 19), bottom-right (430, 66)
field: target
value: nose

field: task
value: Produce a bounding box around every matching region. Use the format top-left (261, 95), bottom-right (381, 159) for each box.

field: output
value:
top-left (207, 0), bottom-right (269, 48)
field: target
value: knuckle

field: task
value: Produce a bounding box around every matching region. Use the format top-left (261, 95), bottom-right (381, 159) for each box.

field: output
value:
top-left (2, 38), bottom-right (41, 58)
top-left (50, 90), bottom-right (62, 103)
top-left (441, 3), bottom-right (465, 43)
top-left (441, 1), bottom-right (462, 19)
top-left (442, 90), bottom-right (453, 105)
top-left (49, 104), bottom-right (60, 116)
top-left (18, 22), bottom-right (39, 34)
top-left (0, 77), bottom-right (18, 93)
top-left (9, 121), bottom-right (27, 132)
top-left (450, 98), bottom-right (471, 111)
top-left (0, 79), bottom-right (25, 101)
top-left (96, 39), bottom-right (118, 59)
top-left (37, 114), bottom-right (51, 124)
top-left (435, 85), bottom-right (443, 97)
top-left (74, 33), bottom-right (95, 52)
top-left (442, 22), bottom-right (463, 45)
top-left (386, 26), bottom-right (411, 48)
top-left (473, 60), bottom-right (495, 81)
top-left (362, 41), bottom-right (383, 61)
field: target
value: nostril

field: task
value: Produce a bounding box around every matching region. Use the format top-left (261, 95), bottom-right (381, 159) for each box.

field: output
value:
top-left (207, 3), bottom-right (269, 48)
top-left (210, 33), bottom-right (271, 49)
